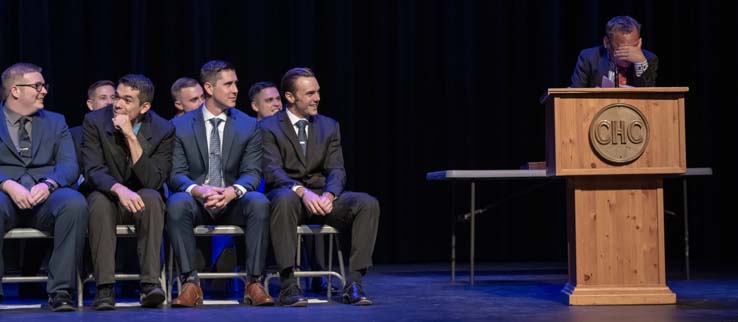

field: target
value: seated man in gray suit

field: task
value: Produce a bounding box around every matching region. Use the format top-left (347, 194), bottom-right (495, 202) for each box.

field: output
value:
top-left (167, 60), bottom-right (273, 307)
top-left (82, 74), bottom-right (173, 310)
top-left (261, 67), bottom-right (379, 306)
top-left (0, 62), bottom-right (88, 311)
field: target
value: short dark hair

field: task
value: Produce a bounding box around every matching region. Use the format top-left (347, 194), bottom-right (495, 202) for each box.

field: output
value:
top-left (2, 62), bottom-right (42, 100)
top-left (605, 16), bottom-right (641, 38)
top-left (200, 60), bottom-right (235, 86)
top-left (118, 74), bottom-right (155, 104)
top-left (248, 81), bottom-right (278, 103)
top-left (280, 67), bottom-right (315, 95)
top-left (170, 77), bottom-right (200, 101)
top-left (87, 80), bottom-right (115, 99)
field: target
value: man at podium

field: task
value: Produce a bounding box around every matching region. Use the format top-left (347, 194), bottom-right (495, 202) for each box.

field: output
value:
top-left (570, 16), bottom-right (658, 88)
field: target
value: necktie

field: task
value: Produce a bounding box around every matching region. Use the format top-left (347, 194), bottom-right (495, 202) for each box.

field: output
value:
top-left (617, 66), bottom-right (628, 86)
top-left (207, 118), bottom-right (223, 187)
top-left (18, 117), bottom-right (32, 161)
top-left (295, 120), bottom-right (308, 157)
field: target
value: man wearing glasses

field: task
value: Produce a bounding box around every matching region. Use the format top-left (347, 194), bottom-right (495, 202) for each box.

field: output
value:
top-left (0, 62), bottom-right (88, 311)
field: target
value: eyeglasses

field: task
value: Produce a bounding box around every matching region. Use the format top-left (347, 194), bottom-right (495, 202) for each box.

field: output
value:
top-left (15, 83), bottom-right (50, 92)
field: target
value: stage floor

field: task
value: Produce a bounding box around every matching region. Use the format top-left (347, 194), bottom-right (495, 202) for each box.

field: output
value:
top-left (1, 263), bottom-right (737, 322)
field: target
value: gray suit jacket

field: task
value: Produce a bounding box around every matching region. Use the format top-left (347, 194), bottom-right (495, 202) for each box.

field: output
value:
top-left (169, 106), bottom-right (262, 192)
top-left (260, 110), bottom-right (346, 196)
top-left (0, 103), bottom-right (78, 187)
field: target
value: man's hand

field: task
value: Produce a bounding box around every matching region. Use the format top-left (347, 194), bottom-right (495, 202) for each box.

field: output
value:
top-left (300, 188), bottom-right (328, 216)
top-left (206, 186), bottom-right (238, 212)
top-left (112, 183), bottom-right (145, 213)
top-left (112, 114), bottom-right (135, 138)
top-left (319, 192), bottom-right (335, 214)
top-left (613, 38), bottom-right (647, 64)
top-left (2, 180), bottom-right (33, 209)
top-left (29, 183), bottom-right (51, 206)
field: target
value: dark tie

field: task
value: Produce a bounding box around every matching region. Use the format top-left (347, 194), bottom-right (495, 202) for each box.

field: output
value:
top-left (295, 120), bottom-right (308, 157)
top-left (18, 117), bottom-right (32, 161)
top-left (207, 118), bottom-right (223, 187)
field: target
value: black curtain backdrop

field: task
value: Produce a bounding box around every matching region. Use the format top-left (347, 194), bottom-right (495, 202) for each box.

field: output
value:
top-left (1, 0), bottom-right (734, 265)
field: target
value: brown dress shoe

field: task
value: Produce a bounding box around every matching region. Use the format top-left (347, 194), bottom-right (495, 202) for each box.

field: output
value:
top-left (172, 282), bottom-right (203, 307)
top-left (244, 282), bottom-right (274, 306)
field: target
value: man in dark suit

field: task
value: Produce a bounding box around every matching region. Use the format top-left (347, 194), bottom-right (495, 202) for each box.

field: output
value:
top-left (570, 16), bottom-right (658, 88)
top-left (0, 62), bottom-right (88, 311)
top-left (71, 80), bottom-right (116, 183)
top-left (261, 67), bottom-right (379, 306)
top-left (167, 60), bottom-right (273, 307)
top-left (82, 74), bottom-right (173, 310)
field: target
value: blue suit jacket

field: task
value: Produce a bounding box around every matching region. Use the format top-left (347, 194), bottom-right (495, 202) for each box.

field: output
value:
top-left (0, 103), bottom-right (78, 187)
top-left (169, 105), bottom-right (262, 193)
top-left (570, 45), bottom-right (658, 88)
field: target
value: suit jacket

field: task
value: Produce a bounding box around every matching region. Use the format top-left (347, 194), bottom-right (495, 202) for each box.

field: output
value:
top-left (570, 45), bottom-right (658, 88)
top-left (82, 105), bottom-right (174, 195)
top-left (260, 110), bottom-right (346, 196)
top-left (169, 106), bottom-right (262, 193)
top-left (70, 125), bottom-right (83, 175)
top-left (0, 103), bottom-right (78, 187)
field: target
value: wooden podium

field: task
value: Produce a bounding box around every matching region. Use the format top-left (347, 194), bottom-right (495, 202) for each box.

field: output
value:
top-left (543, 87), bottom-right (688, 305)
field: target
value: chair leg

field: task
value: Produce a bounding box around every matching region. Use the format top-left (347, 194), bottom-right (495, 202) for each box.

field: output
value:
top-left (296, 233), bottom-right (302, 289)
top-left (334, 234), bottom-right (346, 289)
top-left (327, 234), bottom-right (333, 300)
top-left (77, 271), bottom-right (83, 308)
top-left (167, 244), bottom-right (174, 303)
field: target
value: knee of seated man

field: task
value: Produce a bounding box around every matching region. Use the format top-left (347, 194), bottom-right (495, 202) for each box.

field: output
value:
top-left (138, 188), bottom-right (164, 206)
top-left (166, 192), bottom-right (196, 222)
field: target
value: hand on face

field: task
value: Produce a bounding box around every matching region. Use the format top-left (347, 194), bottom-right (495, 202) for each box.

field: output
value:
top-left (112, 113), bottom-right (134, 137)
top-left (613, 38), bottom-right (646, 65)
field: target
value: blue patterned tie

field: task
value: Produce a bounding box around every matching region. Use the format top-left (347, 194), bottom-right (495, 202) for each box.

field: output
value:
top-left (207, 118), bottom-right (223, 187)
top-left (295, 120), bottom-right (308, 157)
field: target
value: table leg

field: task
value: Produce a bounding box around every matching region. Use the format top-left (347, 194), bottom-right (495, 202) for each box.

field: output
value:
top-left (470, 181), bottom-right (475, 285)
top-left (683, 179), bottom-right (690, 280)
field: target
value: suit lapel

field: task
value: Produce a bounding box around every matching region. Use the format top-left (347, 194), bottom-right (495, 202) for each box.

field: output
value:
top-left (221, 108), bottom-right (235, 169)
top-left (30, 110), bottom-right (46, 160)
top-left (0, 108), bottom-right (21, 160)
top-left (192, 106), bottom-right (209, 170)
top-left (278, 112), bottom-right (306, 166)
top-left (306, 116), bottom-right (320, 168)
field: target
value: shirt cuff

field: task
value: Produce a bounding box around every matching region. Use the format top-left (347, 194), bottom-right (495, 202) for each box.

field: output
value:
top-left (634, 61), bottom-right (649, 77)
top-left (185, 184), bottom-right (197, 195)
top-left (233, 184), bottom-right (247, 195)
top-left (291, 184), bottom-right (305, 196)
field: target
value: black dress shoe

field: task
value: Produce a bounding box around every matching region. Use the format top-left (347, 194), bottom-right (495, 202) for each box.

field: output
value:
top-left (342, 282), bottom-right (372, 306)
top-left (310, 277), bottom-right (340, 294)
top-left (278, 283), bottom-right (308, 307)
top-left (48, 290), bottom-right (75, 312)
top-left (93, 284), bottom-right (115, 311)
top-left (139, 283), bottom-right (165, 308)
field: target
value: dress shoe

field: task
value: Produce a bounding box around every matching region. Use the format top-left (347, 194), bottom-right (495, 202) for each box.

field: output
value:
top-left (342, 282), bottom-right (372, 305)
top-left (139, 283), bottom-right (165, 308)
top-left (310, 276), bottom-right (340, 294)
top-left (92, 285), bottom-right (115, 311)
top-left (243, 282), bottom-right (274, 306)
top-left (171, 282), bottom-right (203, 307)
top-left (278, 283), bottom-right (308, 307)
top-left (48, 290), bottom-right (75, 312)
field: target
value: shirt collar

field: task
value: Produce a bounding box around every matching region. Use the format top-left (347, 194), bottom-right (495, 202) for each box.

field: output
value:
top-left (286, 109), bottom-right (308, 126)
top-left (3, 105), bottom-right (25, 125)
top-left (202, 105), bottom-right (228, 123)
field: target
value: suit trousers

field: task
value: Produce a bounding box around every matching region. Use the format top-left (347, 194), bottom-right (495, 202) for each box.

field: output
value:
top-left (268, 188), bottom-right (380, 273)
top-left (87, 189), bottom-right (165, 285)
top-left (166, 191), bottom-right (270, 278)
top-left (0, 188), bottom-right (88, 295)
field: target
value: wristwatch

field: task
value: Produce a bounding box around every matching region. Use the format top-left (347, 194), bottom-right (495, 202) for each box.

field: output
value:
top-left (40, 178), bottom-right (57, 193)
top-left (232, 185), bottom-right (244, 199)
